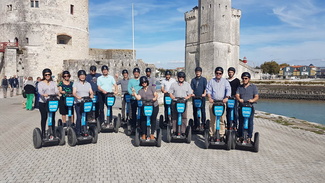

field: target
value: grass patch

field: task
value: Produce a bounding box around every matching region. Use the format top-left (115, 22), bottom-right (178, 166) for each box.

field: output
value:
top-left (265, 113), bottom-right (271, 115)
top-left (291, 117), bottom-right (296, 119)
top-left (314, 125), bottom-right (325, 130)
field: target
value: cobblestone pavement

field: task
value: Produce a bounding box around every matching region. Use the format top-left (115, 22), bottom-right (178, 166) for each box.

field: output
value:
top-left (0, 96), bottom-right (324, 183)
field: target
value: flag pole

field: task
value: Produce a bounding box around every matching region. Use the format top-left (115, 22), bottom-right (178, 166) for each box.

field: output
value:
top-left (132, 3), bottom-right (135, 63)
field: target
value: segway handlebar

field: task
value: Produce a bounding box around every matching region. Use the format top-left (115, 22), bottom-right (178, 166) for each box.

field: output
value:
top-left (193, 96), bottom-right (204, 100)
top-left (173, 97), bottom-right (187, 103)
top-left (104, 92), bottom-right (115, 97)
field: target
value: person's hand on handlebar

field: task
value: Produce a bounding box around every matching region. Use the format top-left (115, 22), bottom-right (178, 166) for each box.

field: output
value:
top-left (222, 98), bottom-right (228, 103)
top-left (43, 94), bottom-right (49, 97)
top-left (202, 93), bottom-right (206, 97)
top-left (248, 99), bottom-right (254, 103)
top-left (208, 97), bottom-right (214, 103)
top-left (239, 99), bottom-right (244, 103)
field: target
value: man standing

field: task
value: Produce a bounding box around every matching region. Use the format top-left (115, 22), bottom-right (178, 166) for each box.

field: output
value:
top-left (13, 75), bottom-right (19, 95)
top-left (190, 67), bottom-right (207, 130)
top-left (168, 72), bottom-right (193, 136)
top-left (145, 68), bottom-right (156, 88)
top-left (206, 67), bottom-right (231, 141)
top-left (97, 65), bottom-right (117, 124)
top-left (34, 77), bottom-right (41, 109)
top-left (236, 72), bottom-right (259, 143)
top-left (128, 68), bottom-right (142, 131)
top-left (161, 70), bottom-right (176, 123)
top-left (226, 67), bottom-right (241, 130)
top-left (86, 65), bottom-right (101, 121)
top-left (116, 69), bottom-right (129, 121)
top-left (1, 76), bottom-right (9, 98)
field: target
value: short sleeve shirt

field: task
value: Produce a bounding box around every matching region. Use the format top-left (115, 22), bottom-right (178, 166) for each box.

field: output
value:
top-left (138, 86), bottom-right (158, 107)
top-left (73, 81), bottom-right (91, 103)
top-left (97, 75), bottom-right (116, 93)
top-left (168, 81), bottom-right (193, 98)
top-left (236, 83), bottom-right (259, 101)
top-left (161, 78), bottom-right (176, 92)
top-left (117, 78), bottom-right (129, 94)
top-left (58, 81), bottom-right (73, 97)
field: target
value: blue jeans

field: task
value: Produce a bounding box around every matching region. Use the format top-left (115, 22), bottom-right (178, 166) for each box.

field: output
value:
top-left (192, 97), bottom-right (206, 127)
top-left (238, 106), bottom-right (254, 138)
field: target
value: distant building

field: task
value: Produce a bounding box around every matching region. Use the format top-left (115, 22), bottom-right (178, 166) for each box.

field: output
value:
top-left (316, 67), bottom-right (325, 78)
top-left (279, 65), bottom-right (317, 79)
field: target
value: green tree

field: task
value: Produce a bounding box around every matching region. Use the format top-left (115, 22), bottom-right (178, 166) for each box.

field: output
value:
top-left (260, 61), bottom-right (280, 74)
top-left (279, 63), bottom-right (290, 68)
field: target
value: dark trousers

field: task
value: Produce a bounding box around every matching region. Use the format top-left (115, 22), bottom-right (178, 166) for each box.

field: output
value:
top-left (130, 100), bottom-right (138, 128)
top-left (39, 103), bottom-right (56, 137)
top-left (88, 93), bottom-right (99, 121)
top-left (98, 92), bottom-right (112, 123)
top-left (75, 103), bottom-right (83, 136)
top-left (140, 106), bottom-right (159, 135)
top-left (171, 102), bottom-right (187, 134)
top-left (34, 93), bottom-right (39, 109)
top-left (192, 97), bottom-right (206, 127)
top-left (226, 100), bottom-right (238, 129)
top-left (238, 106), bottom-right (255, 138)
top-left (163, 103), bottom-right (170, 122)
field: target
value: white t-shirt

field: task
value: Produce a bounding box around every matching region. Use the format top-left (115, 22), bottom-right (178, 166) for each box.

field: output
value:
top-left (161, 78), bottom-right (176, 92)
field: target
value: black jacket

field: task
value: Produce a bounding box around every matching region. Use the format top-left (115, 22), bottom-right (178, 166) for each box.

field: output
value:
top-left (24, 84), bottom-right (36, 94)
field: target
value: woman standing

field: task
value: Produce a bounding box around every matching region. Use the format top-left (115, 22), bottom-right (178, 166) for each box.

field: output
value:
top-left (58, 71), bottom-right (74, 127)
top-left (38, 69), bottom-right (59, 138)
top-left (134, 76), bottom-right (159, 140)
top-left (24, 77), bottom-right (36, 110)
top-left (73, 70), bottom-right (93, 136)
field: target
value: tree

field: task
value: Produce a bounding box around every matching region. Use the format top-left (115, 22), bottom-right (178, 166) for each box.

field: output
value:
top-left (279, 63), bottom-right (290, 68)
top-left (260, 61), bottom-right (280, 74)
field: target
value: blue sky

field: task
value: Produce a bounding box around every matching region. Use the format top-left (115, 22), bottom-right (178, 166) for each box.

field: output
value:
top-left (89, 0), bottom-right (325, 69)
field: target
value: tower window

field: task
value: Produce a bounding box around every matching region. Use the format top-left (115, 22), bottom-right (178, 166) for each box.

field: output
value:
top-left (57, 35), bottom-right (72, 45)
top-left (8, 4), bottom-right (13, 11)
top-left (31, 1), bottom-right (39, 8)
top-left (26, 38), bottom-right (29, 44)
top-left (70, 5), bottom-right (74, 15)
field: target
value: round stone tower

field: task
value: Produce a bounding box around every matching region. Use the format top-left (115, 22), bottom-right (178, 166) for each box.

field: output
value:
top-left (0, 0), bottom-right (89, 79)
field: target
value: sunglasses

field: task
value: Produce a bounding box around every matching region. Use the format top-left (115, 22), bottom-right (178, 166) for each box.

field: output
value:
top-left (242, 77), bottom-right (249, 80)
top-left (44, 74), bottom-right (51, 76)
top-left (215, 73), bottom-right (223, 75)
top-left (63, 75), bottom-right (70, 78)
top-left (178, 76), bottom-right (185, 78)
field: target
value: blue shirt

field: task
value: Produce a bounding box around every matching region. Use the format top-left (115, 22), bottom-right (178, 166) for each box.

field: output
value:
top-left (206, 78), bottom-right (231, 100)
top-left (236, 84), bottom-right (259, 101)
top-left (128, 78), bottom-right (142, 100)
top-left (191, 76), bottom-right (207, 96)
top-left (97, 75), bottom-right (116, 93)
top-left (86, 73), bottom-right (101, 93)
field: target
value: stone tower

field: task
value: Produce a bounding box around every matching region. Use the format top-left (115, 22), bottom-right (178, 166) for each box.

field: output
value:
top-left (0, 0), bottom-right (89, 79)
top-left (185, 0), bottom-right (259, 80)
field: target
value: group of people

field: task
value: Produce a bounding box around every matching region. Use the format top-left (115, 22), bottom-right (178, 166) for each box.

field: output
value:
top-left (1, 75), bottom-right (19, 98)
top-left (34, 64), bottom-right (258, 143)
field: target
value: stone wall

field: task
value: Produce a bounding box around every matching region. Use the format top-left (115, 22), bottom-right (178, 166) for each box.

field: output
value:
top-left (257, 84), bottom-right (325, 100)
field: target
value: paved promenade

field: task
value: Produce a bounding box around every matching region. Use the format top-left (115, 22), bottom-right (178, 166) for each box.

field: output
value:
top-left (0, 96), bottom-right (324, 183)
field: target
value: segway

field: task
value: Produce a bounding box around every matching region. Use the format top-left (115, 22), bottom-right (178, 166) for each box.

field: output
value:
top-left (188, 96), bottom-right (207, 134)
top-left (166, 98), bottom-right (191, 143)
top-left (159, 93), bottom-right (172, 129)
top-left (234, 101), bottom-right (259, 152)
top-left (126, 99), bottom-right (142, 136)
top-left (88, 95), bottom-right (101, 132)
top-left (58, 94), bottom-right (74, 133)
top-left (33, 95), bottom-right (65, 149)
top-left (134, 100), bottom-right (162, 147)
top-left (67, 97), bottom-right (98, 146)
top-left (122, 92), bottom-right (131, 127)
top-left (101, 92), bottom-right (121, 133)
top-left (203, 100), bottom-right (231, 150)
top-left (227, 97), bottom-right (237, 149)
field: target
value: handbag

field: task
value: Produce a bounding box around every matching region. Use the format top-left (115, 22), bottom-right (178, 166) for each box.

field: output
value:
top-left (22, 90), bottom-right (27, 98)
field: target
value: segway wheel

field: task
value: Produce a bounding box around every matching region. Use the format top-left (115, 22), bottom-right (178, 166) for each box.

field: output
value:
top-left (231, 131), bottom-right (236, 149)
top-left (156, 128), bottom-right (162, 147)
top-left (67, 127), bottom-right (77, 147)
top-left (203, 129), bottom-right (209, 149)
top-left (114, 115), bottom-right (121, 133)
top-left (205, 120), bottom-right (210, 129)
top-left (126, 122), bottom-right (132, 136)
top-left (96, 119), bottom-right (101, 134)
top-left (134, 128), bottom-right (140, 147)
top-left (89, 125), bottom-right (98, 144)
top-left (166, 125), bottom-right (171, 143)
top-left (186, 126), bottom-right (192, 144)
top-left (226, 131), bottom-right (231, 151)
top-left (56, 126), bottom-right (66, 146)
top-left (58, 119), bottom-right (63, 127)
top-left (253, 132), bottom-right (260, 153)
top-left (159, 115), bottom-right (164, 129)
top-left (189, 119), bottom-right (194, 129)
top-left (33, 128), bottom-right (42, 149)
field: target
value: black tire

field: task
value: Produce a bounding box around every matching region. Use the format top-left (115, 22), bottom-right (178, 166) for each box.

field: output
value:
top-left (189, 119), bottom-right (194, 128)
top-left (56, 126), bottom-right (65, 146)
top-left (114, 115), bottom-right (121, 133)
top-left (89, 125), bottom-right (98, 144)
top-left (204, 129), bottom-right (209, 149)
top-left (156, 128), bottom-right (162, 147)
top-left (159, 115), bottom-right (164, 129)
top-left (134, 128), bottom-right (140, 147)
top-left (58, 119), bottom-right (63, 127)
top-left (126, 122), bottom-right (132, 136)
top-left (186, 126), bottom-right (191, 144)
top-left (67, 127), bottom-right (77, 147)
top-left (253, 132), bottom-right (259, 153)
top-left (231, 130), bottom-right (236, 149)
top-left (226, 131), bottom-right (231, 151)
top-left (205, 120), bottom-right (210, 129)
top-left (96, 119), bottom-right (101, 134)
top-left (33, 128), bottom-right (42, 149)
top-left (166, 125), bottom-right (171, 143)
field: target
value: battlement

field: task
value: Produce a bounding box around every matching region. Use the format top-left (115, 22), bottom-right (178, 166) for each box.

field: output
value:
top-left (185, 6), bottom-right (198, 21)
top-left (232, 9), bottom-right (241, 18)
